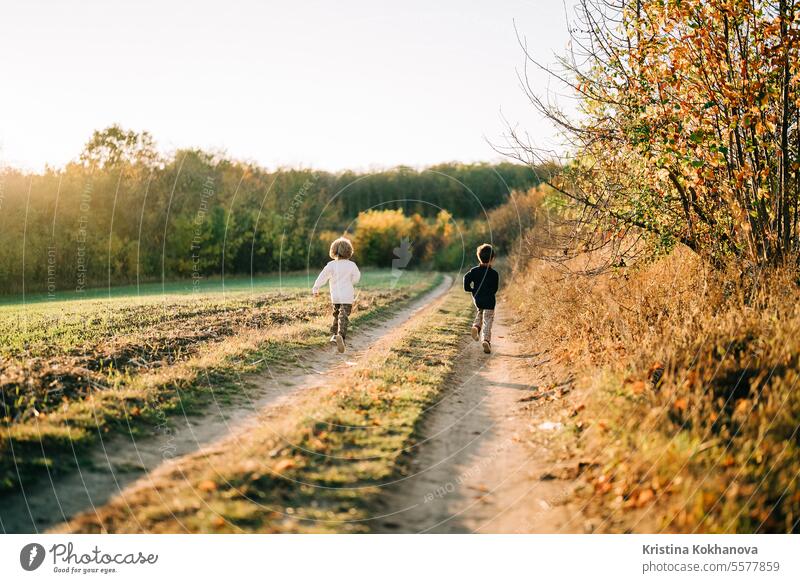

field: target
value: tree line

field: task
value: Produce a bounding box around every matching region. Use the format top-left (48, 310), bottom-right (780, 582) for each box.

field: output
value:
top-left (0, 126), bottom-right (545, 295)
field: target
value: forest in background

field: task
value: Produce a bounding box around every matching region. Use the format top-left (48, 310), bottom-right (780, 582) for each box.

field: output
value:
top-left (0, 125), bottom-right (547, 296)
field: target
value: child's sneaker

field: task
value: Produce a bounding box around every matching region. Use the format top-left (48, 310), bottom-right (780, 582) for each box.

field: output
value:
top-left (335, 334), bottom-right (345, 353)
top-left (482, 340), bottom-right (491, 354)
top-left (471, 326), bottom-right (480, 341)
top-left (330, 335), bottom-right (338, 343)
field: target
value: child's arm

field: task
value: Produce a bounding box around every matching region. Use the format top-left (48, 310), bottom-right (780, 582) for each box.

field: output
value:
top-left (463, 270), bottom-right (473, 292)
top-left (351, 264), bottom-right (361, 285)
top-left (311, 264), bottom-right (331, 295)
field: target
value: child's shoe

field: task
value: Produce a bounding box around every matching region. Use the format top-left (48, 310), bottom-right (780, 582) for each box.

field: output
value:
top-left (330, 335), bottom-right (338, 343)
top-left (335, 334), bottom-right (345, 353)
top-left (471, 325), bottom-right (480, 341)
top-left (482, 340), bottom-right (491, 354)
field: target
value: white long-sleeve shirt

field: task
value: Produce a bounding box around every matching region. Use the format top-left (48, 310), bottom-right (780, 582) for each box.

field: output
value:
top-left (312, 259), bottom-right (361, 304)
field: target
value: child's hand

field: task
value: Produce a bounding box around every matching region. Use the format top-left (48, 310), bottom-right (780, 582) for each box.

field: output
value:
top-left (311, 287), bottom-right (319, 296)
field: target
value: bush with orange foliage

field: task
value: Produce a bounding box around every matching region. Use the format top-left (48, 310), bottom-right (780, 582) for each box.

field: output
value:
top-left (317, 187), bottom-right (547, 271)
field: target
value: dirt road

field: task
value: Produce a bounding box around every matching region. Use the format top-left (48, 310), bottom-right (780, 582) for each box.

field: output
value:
top-left (372, 307), bottom-right (583, 533)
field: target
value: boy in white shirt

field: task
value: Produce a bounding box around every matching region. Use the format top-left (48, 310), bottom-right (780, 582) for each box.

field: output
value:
top-left (312, 237), bottom-right (361, 353)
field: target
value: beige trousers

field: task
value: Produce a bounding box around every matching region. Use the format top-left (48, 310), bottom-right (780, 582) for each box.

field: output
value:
top-left (472, 308), bottom-right (495, 342)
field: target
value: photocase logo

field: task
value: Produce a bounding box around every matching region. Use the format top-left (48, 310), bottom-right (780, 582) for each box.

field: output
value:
top-left (20, 543), bottom-right (46, 571)
top-left (391, 237), bottom-right (413, 288)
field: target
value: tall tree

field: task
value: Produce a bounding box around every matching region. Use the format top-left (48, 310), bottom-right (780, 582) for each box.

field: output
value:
top-left (511, 0), bottom-right (800, 266)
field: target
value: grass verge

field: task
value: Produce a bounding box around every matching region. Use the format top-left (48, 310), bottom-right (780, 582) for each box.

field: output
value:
top-left (57, 284), bottom-right (472, 533)
top-left (511, 247), bottom-right (800, 533)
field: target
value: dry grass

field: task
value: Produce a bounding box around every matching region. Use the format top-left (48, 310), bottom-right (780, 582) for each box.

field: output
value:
top-left (512, 246), bottom-right (800, 533)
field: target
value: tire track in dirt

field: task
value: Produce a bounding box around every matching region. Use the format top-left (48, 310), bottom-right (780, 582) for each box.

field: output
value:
top-left (372, 305), bottom-right (585, 533)
top-left (0, 276), bottom-right (452, 533)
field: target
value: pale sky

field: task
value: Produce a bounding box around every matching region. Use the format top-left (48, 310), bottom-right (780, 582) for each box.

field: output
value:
top-left (0, 0), bottom-right (574, 172)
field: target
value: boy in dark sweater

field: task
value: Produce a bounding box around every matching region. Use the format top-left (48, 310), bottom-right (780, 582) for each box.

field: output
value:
top-left (463, 243), bottom-right (499, 354)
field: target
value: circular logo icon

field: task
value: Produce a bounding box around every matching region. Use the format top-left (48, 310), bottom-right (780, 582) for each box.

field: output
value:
top-left (19, 543), bottom-right (46, 571)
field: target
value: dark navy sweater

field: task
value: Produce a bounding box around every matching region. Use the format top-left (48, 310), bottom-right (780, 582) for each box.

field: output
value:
top-left (463, 265), bottom-right (499, 309)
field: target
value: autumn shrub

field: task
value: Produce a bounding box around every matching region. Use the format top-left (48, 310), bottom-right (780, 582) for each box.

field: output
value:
top-left (486, 186), bottom-right (547, 256)
top-left (427, 186), bottom-right (548, 270)
top-left (321, 190), bottom-right (542, 272)
top-left (522, 0), bottom-right (800, 266)
top-left (351, 209), bottom-right (417, 267)
top-left (512, 246), bottom-right (800, 532)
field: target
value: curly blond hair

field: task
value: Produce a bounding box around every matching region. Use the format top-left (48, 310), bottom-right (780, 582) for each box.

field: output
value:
top-left (329, 237), bottom-right (354, 260)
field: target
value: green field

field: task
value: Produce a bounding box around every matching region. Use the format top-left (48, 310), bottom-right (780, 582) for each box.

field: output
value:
top-left (0, 269), bottom-right (430, 356)
top-left (0, 269), bottom-right (429, 306)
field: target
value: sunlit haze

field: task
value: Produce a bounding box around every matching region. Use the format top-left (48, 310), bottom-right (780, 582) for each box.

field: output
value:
top-left (0, 0), bottom-right (573, 171)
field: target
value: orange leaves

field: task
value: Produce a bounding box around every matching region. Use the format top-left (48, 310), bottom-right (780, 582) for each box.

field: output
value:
top-left (682, 369), bottom-right (699, 391)
top-left (594, 474), bottom-right (612, 494)
top-left (733, 399), bottom-right (752, 419)
top-left (622, 361), bottom-right (664, 396)
top-left (630, 381), bottom-right (647, 396)
top-left (273, 458), bottom-right (296, 473)
top-left (570, 403), bottom-right (586, 417)
top-left (569, 0), bottom-right (800, 262)
top-left (672, 397), bottom-right (689, 413)
top-left (630, 488), bottom-right (655, 508)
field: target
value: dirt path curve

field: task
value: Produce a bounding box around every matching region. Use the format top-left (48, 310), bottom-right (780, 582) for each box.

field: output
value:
top-left (0, 276), bottom-right (453, 533)
top-left (373, 304), bottom-right (584, 533)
